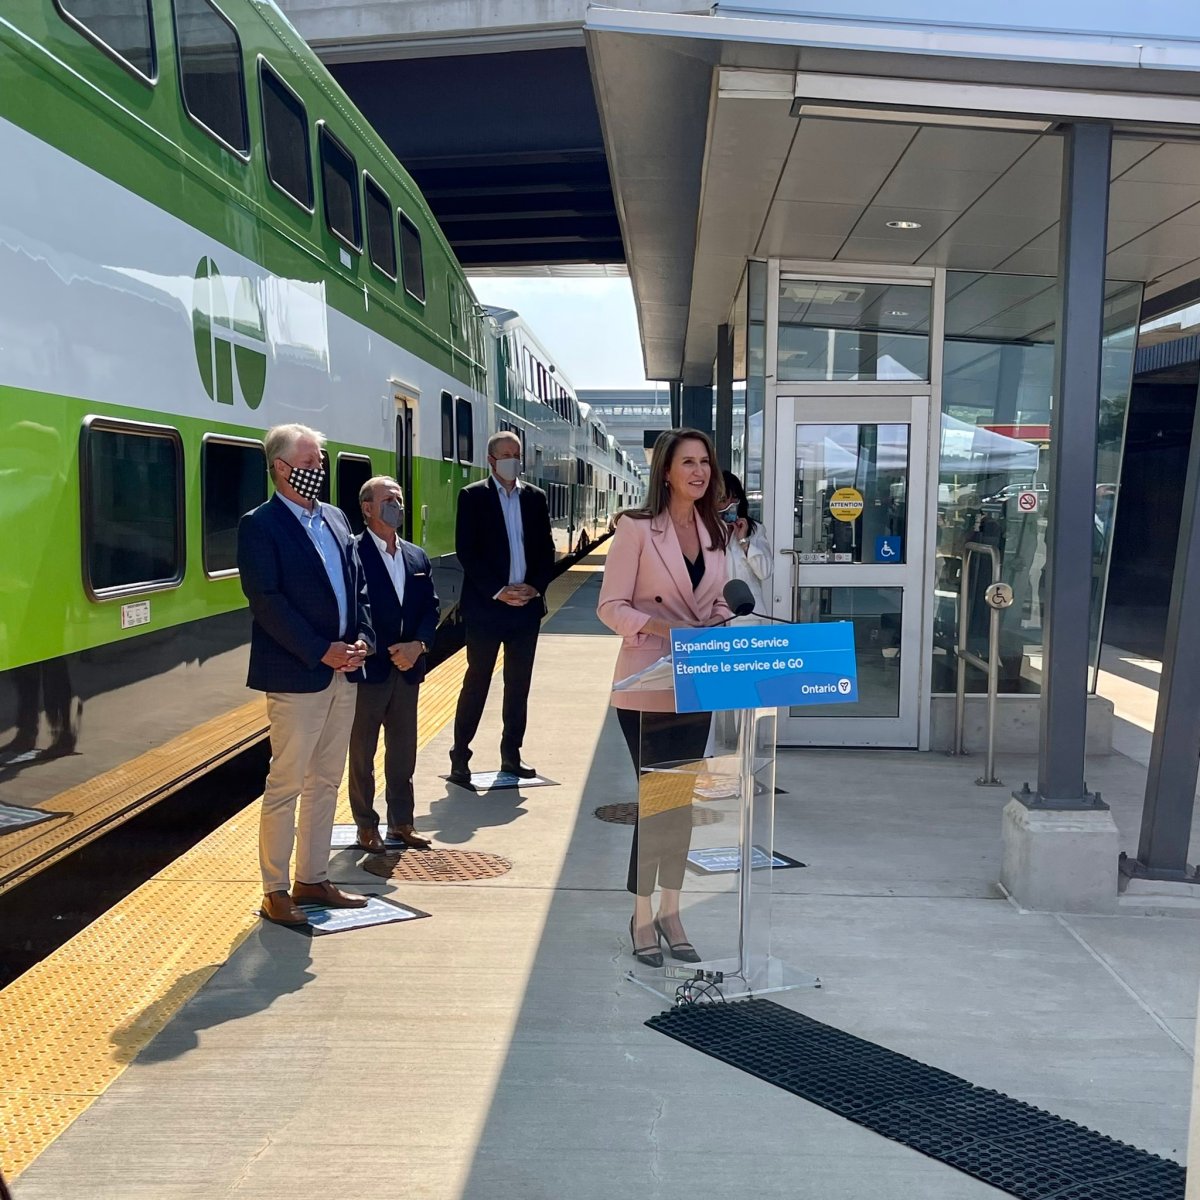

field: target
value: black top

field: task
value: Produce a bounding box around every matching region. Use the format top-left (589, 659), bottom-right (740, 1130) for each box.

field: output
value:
top-left (683, 551), bottom-right (705, 591)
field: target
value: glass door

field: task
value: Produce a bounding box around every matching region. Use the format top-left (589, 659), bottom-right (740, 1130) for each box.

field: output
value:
top-left (771, 394), bottom-right (930, 747)
top-left (394, 393), bottom-right (414, 542)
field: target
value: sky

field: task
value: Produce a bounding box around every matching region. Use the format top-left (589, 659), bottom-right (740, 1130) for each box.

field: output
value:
top-left (468, 276), bottom-right (652, 392)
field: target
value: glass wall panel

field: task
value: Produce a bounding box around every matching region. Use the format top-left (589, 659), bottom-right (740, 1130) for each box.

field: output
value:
top-left (933, 273), bottom-right (1141, 696)
top-left (744, 261), bottom-right (767, 520)
top-left (778, 279), bottom-right (931, 382)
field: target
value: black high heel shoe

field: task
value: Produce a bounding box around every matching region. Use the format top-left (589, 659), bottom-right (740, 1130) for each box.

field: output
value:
top-left (654, 917), bottom-right (701, 964)
top-left (629, 916), bottom-right (663, 968)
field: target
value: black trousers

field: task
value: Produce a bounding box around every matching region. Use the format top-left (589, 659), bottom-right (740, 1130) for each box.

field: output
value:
top-left (616, 708), bottom-right (711, 896)
top-left (452, 622), bottom-right (540, 768)
top-left (348, 672), bottom-right (420, 830)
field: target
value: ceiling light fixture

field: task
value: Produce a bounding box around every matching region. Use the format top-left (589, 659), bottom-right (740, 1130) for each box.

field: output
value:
top-left (791, 101), bottom-right (1055, 133)
top-left (886, 220), bottom-right (922, 230)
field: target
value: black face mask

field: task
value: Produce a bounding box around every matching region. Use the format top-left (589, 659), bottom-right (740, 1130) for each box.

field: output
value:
top-left (281, 459), bottom-right (325, 503)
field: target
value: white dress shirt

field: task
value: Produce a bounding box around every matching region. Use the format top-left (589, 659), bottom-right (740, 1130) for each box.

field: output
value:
top-left (367, 528), bottom-right (406, 605)
top-left (492, 476), bottom-right (527, 587)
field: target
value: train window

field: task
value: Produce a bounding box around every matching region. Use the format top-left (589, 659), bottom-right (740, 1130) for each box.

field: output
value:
top-left (318, 124), bottom-right (362, 252)
top-left (336, 453), bottom-right (373, 535)
top-left (398, 213), bottom-right (425, 302)
top-left (455, 397), bottom-right (473, 462)
top-left (440, 391), bottom-right (454, 459)
top-left (260, 62), bottom-right (312, 209)
top-left (55, 0), bottom-right (156, 81)
top-left (174, 0), bottom-right (249, 155)
top-left (364, 175), bottom-right (396, 279)
top-left (81, 418), bottom-right (183, 598)
top-left (202, 436), bottom-right (266, 575)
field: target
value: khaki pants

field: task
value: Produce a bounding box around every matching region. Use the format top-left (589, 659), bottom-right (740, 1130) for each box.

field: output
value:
top-left (260, 673), bottom-right (356, 893)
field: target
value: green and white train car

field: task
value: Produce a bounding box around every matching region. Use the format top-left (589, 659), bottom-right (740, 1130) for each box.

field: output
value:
top-left (486, 306), bottom-right (644, 552)
top-left (0, 0), bottom-right (636, 886)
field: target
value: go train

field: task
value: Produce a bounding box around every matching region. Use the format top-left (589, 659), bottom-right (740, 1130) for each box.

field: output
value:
top-left (0, 0), bottom-right (641, 888)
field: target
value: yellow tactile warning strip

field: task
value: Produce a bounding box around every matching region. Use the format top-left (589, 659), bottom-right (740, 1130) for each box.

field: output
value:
top-left (0, 545), bottom-right (606, 1180)
top-left (0, 700), bottom-right (269, 897)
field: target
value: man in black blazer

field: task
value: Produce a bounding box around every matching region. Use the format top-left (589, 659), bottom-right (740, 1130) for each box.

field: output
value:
top-left (238, 423), bottom-right (374, 927)
top-left (348, 477), bottom-right (440, 851)
top-left (449, 431), bottom-right (556, 786)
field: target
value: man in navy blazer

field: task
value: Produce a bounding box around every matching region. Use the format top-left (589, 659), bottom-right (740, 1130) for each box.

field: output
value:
top-left (347, 476), bottom-right (440, 852)
top-left (449, 431), bottom-right (555, 786)
top-left (237, 423), bottom-right (374, 927)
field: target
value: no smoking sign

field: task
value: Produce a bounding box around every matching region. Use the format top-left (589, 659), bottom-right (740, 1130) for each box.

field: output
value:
top-left (1017, 490), bottom-right (1040, 513)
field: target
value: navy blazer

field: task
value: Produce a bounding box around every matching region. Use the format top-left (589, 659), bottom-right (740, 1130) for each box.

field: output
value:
top-left (238, 495), bottom-right (374, 693)
top-left (356, 531), bottom-right (440, 685)
top-left (455, 477), bottom-right (555, 630)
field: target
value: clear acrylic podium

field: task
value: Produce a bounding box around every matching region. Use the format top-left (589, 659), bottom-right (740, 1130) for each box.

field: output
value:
top-left (626, 704), bottom-right (820, 1002)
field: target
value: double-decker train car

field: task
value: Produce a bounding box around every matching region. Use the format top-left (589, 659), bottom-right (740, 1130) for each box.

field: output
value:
top-left (485, 306), bottom-right (644, 552)
top-left (0, 0), bottom-right (638, 892)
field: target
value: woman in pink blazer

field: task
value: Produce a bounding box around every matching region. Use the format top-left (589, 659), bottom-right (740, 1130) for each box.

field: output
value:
top-left (597, 428), bottom-right (731, 968)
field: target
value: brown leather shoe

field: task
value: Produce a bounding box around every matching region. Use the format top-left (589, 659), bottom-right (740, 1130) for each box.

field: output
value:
top-left (290, 880), bottom-right (368, 909)
top-left (387, 824), bottom-right (432, 849)
top-left (260, 890), bottom-right (309, 926)
top-left (356, 827), bottom-right (385, 853)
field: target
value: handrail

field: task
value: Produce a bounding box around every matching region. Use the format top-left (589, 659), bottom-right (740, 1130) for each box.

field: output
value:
top-left (952, 541), bottom-right (1013, 787)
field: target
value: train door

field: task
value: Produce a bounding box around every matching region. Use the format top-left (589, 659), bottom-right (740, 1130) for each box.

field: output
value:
top-left (394, 390), bottom-right (415, 542)
top-left (771, 392), bottom-right (931, 748)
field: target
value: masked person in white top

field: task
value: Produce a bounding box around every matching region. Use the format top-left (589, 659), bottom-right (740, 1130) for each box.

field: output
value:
top-left (720, 470), bottom-right (773, 617)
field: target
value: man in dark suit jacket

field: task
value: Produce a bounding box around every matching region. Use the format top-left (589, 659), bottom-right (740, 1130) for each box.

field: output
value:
top-left (348, 476), bottom-right (440, 851)
top-left (237, 423), bottom-right (374, 927)
top-left (449, 431), bottom-right (556, 786)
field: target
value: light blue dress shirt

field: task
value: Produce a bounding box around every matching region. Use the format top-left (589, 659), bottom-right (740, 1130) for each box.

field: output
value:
top-left (492, 476), bottom-right (527, 586)
top-left (279, 494), bottom-right (349, 634)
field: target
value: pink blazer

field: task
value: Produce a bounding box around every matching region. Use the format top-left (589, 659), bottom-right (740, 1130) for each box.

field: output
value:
top-left (597, 510), bottom-right (731, 712)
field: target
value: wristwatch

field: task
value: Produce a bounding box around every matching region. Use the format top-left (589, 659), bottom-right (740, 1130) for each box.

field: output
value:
top-left (419, 641), bottom-right (430, 655)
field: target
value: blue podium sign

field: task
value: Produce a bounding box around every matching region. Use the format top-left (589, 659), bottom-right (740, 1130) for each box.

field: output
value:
top-left (670, 622), bottom-right (858, 713)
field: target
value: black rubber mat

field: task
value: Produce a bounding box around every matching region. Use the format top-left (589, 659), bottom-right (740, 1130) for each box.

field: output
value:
top-left (647, 999), bottom-right (1185, 1199)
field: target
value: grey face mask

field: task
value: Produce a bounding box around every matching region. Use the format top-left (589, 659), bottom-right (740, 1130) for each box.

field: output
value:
top-left (494, 457), bottom-right (521, 482)
top-left (377, 498), bottom-right (404, 529)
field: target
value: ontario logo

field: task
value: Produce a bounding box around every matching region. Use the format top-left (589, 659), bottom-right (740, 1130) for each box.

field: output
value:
top-left (192, 257), bottom-right (267, 408)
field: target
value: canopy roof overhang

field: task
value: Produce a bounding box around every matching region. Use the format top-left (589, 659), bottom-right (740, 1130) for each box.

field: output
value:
top-left (584, 7), bottom-right (1200, 383)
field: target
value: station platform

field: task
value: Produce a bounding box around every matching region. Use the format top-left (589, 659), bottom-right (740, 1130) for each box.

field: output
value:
top-left (1, 550), bottom-right (1195, 1198)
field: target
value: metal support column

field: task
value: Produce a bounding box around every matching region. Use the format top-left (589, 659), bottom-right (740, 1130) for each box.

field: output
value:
top-left (1020, 121), bottom-right (1111, 812)
top-left (1131, 373), bottom-right (1200, 880)
top-left (715, 324), bottom-right (734, 470)
top-left (669, 380), bottom-right (682, 429)
top-left (681, 384), bottom-right (714, 438)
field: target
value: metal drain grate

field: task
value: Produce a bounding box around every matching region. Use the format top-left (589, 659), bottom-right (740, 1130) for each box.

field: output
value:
top-left (647, 1000), bottom-right (1184, 1200)
top-left (360, 848), bottom-right (512, 882)
top-left (593, 803), bottom-right (723, 827)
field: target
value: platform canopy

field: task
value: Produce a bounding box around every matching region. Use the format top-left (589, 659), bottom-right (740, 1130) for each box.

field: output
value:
top-left (585, 2), bottom-right (1200, 382)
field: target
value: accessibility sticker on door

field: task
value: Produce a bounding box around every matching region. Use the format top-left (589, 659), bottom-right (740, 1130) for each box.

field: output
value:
top-left (875, 535), bottom-right (902, 563)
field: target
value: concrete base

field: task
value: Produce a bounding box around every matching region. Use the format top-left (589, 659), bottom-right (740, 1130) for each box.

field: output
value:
top-left (930, 693), bottom-right (1114, 756)
top-left (1000, 798), bottom-right (1120, 913)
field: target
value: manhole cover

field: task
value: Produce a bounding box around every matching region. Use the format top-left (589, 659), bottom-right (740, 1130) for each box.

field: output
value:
top-left (593, 803), bottom-right (722, 827)
top-left (361, 848), bottom-right (512, 882)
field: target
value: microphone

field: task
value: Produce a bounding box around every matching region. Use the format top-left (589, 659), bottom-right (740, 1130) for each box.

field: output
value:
top-left (720, 579), bottom-right (792, 624)
top-left (723, 579), bottom-right (756, 617)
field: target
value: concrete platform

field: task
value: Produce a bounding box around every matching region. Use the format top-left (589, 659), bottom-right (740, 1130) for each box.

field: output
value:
top-left (9, 585), bottom-right (1196, 1198)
